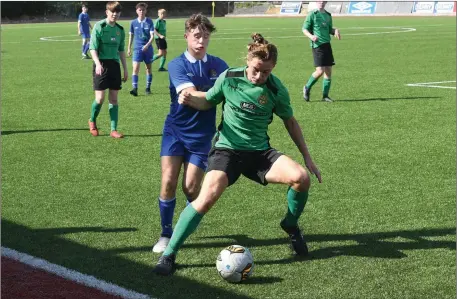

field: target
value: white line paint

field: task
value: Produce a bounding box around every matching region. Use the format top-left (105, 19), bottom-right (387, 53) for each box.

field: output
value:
top-left (406, 81), bottom-right (456, 89)
top-left (2, 247), bottom-right (153, 299)
top-left (36, 27), bottom-right (417, 42)
top-left (0, 23), bottom-right (447, 31)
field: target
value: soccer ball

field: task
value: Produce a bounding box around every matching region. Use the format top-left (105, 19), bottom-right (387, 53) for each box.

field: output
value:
top-left (216, 245), bottom-right (254, 283)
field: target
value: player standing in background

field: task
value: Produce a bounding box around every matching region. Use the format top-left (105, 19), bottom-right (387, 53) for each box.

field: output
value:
top-left (127, 2), bottom-right (155, 96)
top-left (78, 4), bottom-right (92, 59)
top-left (152, 9), bottom-right (168, 72)
top-left (302, 1), bottom-right (341, 103)
top-left (88, 1), bottom-right (128, 139)
top-left (152, 14), bottom-right (229, 253)
top-left (153, 33), bottom-right (322, 276)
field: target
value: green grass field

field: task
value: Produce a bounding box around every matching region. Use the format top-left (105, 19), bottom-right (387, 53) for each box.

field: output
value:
top-left (1, 16), bottom-right (456, 299)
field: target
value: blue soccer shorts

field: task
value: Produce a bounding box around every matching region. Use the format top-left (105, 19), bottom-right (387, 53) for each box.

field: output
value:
top-left (160, 126), bottom-right (212, 170)
top-left (133, 47), bottom-right (153, 64)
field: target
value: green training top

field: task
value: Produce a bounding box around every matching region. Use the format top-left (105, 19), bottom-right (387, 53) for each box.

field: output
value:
top-left (89, 19), bottom-right (125, 61)
top-left (302, 9), bottom-right (333, 48)
top-left (154, 18), bottom-right (166, 39)
top-left (206, 67), bottom-right (294, 151)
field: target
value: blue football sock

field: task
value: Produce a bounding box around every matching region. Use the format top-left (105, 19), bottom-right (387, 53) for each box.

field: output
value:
top-left (84, 43), bottom-right (90, 55)
top-left (132, 75), bottom-right (138, 89)
top-left (146, 74), bottom-right (152, 89)
top-left (159, 197), bottom-right (176, 237)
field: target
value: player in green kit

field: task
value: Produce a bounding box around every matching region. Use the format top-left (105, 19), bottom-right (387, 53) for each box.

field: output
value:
top-left (152, 9), bottom-right (167, 71)
top-left (88, 1), bottom-right (128, 138)
top-left (302, 1), bottom-right (341, 103)
top-left (153, 33), bottom-right (322, 276)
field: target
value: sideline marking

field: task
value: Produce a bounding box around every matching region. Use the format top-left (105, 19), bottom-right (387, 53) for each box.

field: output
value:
top-left (38, 26), bottom-right (417, 42)
top-left (406, 81), bottom-right (456, 89)
top-left (2, 247), bottom-right (153, 299)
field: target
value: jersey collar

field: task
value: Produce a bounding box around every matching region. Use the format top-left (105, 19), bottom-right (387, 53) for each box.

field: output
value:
top-left (184, 50), bottom-right (208, 63)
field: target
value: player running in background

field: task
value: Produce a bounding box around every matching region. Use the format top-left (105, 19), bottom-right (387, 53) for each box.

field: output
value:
top-left (152, 9), bottom-right (168, 72)
top-left (88, 1), bottom-right (128, 139)
top-left (152, 14), bottom-right (229, 253)
top-left (153, 33), bottom-right (322, 276)
top-left (78, 4), bottom-right (92, 59)
top-left (127, 2), bottom-right (155, 96)
top-left (302, 1), bottom-right (341, 103)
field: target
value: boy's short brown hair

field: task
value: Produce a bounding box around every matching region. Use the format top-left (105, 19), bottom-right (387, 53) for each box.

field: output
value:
top-left (185, 13), bottom-right (216, 34)
top-left (106, 1), bottom-right (122, 13)
top-left (136, 2), bottom-right (147, 10)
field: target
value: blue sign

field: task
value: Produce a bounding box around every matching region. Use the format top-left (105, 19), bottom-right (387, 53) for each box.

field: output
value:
top-left (348, 1), bottom-right (377, 14)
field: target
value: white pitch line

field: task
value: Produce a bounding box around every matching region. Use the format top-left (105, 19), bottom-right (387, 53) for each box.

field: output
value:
top-left (408, 81), bottom-right (456, 84)
top-left (406, 81), bottom-right (456, 89)
top-left (2, 247), bottom-right (153, 299)
top-left (406, 84), bottom-right (456, 89)
top-left (36, 27), bottom-right (417, 42)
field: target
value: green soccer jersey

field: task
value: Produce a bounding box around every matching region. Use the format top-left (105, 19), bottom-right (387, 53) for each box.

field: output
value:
top-left (302, 9), bottom-right (333, 48)
top-left (89, 19), bottom-right (125, 61)
top-left (154, 18), bottom-right (166, 39)
top-left (206, 67), bottom-right (293, 151)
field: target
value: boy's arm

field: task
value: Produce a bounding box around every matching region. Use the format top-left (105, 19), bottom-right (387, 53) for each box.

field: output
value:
top-left (302, 13), bottom-right (317, 41)
top-left (127, 33), bottom-right (133, 56)
top-left (128, 22), bottom-right (134, 55)
top-left (178, 89), bottom-right (214, 110)
top-left (143, 20), bottom-right (155, 50)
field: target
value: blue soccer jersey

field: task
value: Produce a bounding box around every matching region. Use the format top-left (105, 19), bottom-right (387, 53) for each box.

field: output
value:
top-left (165, 51), bottom-right (229, 142)
top-left (78, 13), bottom-right (90, 34)
top-left (129, 18), bottom-right (154, 50)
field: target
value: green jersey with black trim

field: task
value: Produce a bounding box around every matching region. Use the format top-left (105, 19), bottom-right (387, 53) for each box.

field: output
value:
top-left (89, 19), bottom-right (125, 61)
top-left (302, 9), bottom-right (333, 48)
top-left (206, 67), bottom-right (293, 151)
top-left (154, 18), bottom-right (166, 39)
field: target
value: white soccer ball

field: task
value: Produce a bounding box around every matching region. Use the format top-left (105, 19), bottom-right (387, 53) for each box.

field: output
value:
top-left (216, 245), bottom-right (254, 283)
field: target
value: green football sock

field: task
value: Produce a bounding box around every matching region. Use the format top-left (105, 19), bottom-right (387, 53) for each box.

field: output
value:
top-left (159, 56), bottom-right (166, 68)
top-left (323, 78), bottom-right (332, 98)
top-left (90, 100), bottom-right (102, 122)
top-left (108, 103), bottom-right (118, 131)
top-left (282, 187), bottom-right (309, 227)
top-left (152, 54), bottom-right (160, 62)
top-left (305, 75), bottom-right (319, 90)
top-left (163, 204), bottom-right (203, 257)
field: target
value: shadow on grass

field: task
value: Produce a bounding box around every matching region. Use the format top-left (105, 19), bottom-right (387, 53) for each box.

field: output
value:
top-left (1, 220), bottom-right (254, 299)
top-left (1, 129), bottom-right (163, 138)
top-left (1, 128), bottom-right (87, 135)
top-left (338, 96), bottom-right (442, 102)
top-left (196, 227), bottom-right (455, 260)
top-left (100, 227), bottom-right (455, 268)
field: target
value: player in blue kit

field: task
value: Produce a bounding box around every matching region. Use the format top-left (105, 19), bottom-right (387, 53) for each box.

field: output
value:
top-left (127, 2), bottom-right (155, 96)
top-left (78, 4), bottom-right (92, 59)
top-left (152, 14), bottom-right (229, 253)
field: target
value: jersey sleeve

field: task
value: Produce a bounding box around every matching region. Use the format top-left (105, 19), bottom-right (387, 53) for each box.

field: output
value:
top-left (216, 58), bottom-right (229, 74)
top-left (169, 60), bottom-right (195, 93)
top-left (274, 85), bottom-right (293, 120)
top-left (78, 13), bottom-right (82, 22)
top-left (89, 24), bottom-right (100, 50)
top-left (119, 29), bottom-right (125, 52)
top-left (329, 14), bottom-right (334, 35)
top-left (148, 19), bottom-right (155, 34)
top-left (129, 21), bottom-right (134, 34)
top-left (206, 70), bottom-right (228, 105)
top-left (302, 12), bottom-right (313, 32)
